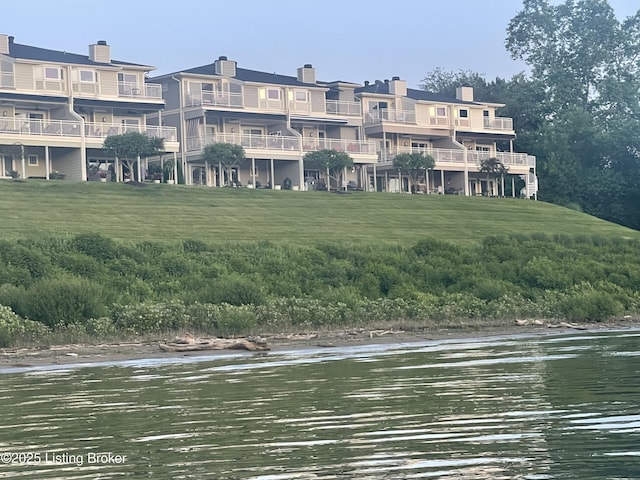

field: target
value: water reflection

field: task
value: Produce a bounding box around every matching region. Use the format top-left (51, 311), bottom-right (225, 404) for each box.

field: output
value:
top-left (0, 329), bottom-right (638, 479)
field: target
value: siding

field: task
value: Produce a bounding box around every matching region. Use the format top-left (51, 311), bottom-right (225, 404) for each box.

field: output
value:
top-left (310, 90), bottom-right (325, 113)
top-left (100, 71), bottom-right (118, 97)
top-left (244, 85), bottom-right (259, 109)
top-left (14, 63), bottom-right (34, 90)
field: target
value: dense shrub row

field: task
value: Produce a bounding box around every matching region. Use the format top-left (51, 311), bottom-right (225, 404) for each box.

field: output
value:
top-left (0, 232), bottom-right (638, 345)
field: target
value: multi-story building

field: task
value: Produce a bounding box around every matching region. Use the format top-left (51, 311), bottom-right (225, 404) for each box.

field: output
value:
top-left (150, 57), bottom-right (377, 189)
top-left (357, 78), bottom-right (536, 196)
top-left (0, 34), bottom-right (178, 181)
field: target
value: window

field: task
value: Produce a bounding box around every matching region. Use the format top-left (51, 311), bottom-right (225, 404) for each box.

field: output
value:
top-left (44, 67), bottom-right (62, 80)
top-left (294, 90), bottom-right (307, 102)
top-left (458, 109), bottom-right (469, 118)
top-left (475, 146), bottom-right (491, 152)
top-left (79, 70), bottom-right (97, 83)
top-left (436, 107), bottom-right (447, 117)
top-left (268, 89), bottom-right (280, 100)
top-left (118, 73), bottom-right (137, 83)
top-left (28, 155), bottom-right (38, 166)
top-left (483, 110), bottom-right (489, 117)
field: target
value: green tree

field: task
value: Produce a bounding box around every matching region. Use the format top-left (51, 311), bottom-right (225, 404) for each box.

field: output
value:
top-left (103, 131), bottom-right (164, 182)
top-left (303, 149), bottom-right (354, 191)
top-left (392, 152), bottom-right (435, 192)
top-left (479, 157), bottom-right (509, 197)
top-left (202, 143), bottom-right (245, 187)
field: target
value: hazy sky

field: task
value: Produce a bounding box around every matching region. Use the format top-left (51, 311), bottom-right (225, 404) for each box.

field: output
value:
top-left (2, 0), bottom-right (638, 88)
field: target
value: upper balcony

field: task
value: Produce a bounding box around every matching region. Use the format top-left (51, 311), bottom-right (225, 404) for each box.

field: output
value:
top-left (185, 91), bottom-right (244, 108)
top-left (378, 147), bottom-right (534, 170)
top-left (84, 122), bottom-right (178, 143)
top-left (0, 118), bottom-right (82, 140)
top-left (118, 82), bottom-right (163, 100)
top-left (365, 108), bottom-right (416, 125)
top-left (483, 117), bottom-right (513, 131)
top-left (326, 100), bottom-right (361, 116)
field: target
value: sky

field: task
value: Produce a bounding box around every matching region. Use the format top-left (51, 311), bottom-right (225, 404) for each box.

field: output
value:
top-left (2, 0), bottom-right (638, 89)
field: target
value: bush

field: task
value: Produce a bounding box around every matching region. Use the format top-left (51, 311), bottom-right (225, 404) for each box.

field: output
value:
top-left (199, 275), bottom-right (266, 306)
top-left (216, 305), bottom-right (257, 336)
top-left (0, 305), bottom-right (50, 347)
top-left (111, 301), bottom-right (190, 334)
top-left (557, 283), bottom-right (623, 322)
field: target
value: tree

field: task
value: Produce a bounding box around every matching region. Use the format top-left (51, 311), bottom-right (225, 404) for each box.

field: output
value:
top-left (303, 149), bottom-right (354, 191)
top-left (392, 153), bottom-right (435, 192)
top-left (479, 157), bottom-right (509, 197)
top-left (202, 143), bottom-right (245, 187)
top-left (103, 131), bottom-right (164, 182)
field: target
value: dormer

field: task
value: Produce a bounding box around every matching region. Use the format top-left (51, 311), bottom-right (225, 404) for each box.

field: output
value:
top-left (0, 34), bottom-right (10, 55)
top-left (456, 86), bottom-right (474, 102)
top-left (214, 56), bottom-right (236, 77)
top-left (297, 64), bottom-right (316, 84)
top-left (89, 40), bottom-right (111, 64)
top-left (389, 76), bottom-right (406, 96)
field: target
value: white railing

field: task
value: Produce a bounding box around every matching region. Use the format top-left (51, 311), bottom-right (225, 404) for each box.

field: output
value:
top-left (185, 91), bottom-right (244, 108)
top-left (0, 72), bottom-right (14, 88)
top-left (188, 133), bottom-right (301, 152)
top-left (258, 99), bottom-right (285, 111)
top-left (118, 82), bottom-right (162, 99)
top-left (428, 115), bottom-right (450, 127)
top-left (84, 122), bottom-right (177, 142)
top-left (365, 108), bottom-right (416, 124)
top-left (0, 118), bottom-right (82, 137)
top-left (288, 101), bottom-right (311, 113)
top-left (326, 100), bottom-right (361, 116)
top-left (302, 138), bottom-right (376, 155)
top-left (379, 147), bottom-right (533, 168)
top-left (483, 117), bottom-right (514, 131)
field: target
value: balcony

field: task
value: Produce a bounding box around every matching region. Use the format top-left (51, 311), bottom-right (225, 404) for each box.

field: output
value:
top-left (1, 72), bottom-right (14, 88)
top-left (326, 100), bottom-right (361, 116)
top-left (379, 147), bottom-right (534, 169)
top-left (188, 133), bottom-right (301, 153)
top-left (0, 118), bottom-right (81, 137)
top-left (185, 91), bottom-right (244, 108)
top-left (118, 82), bottom-right (163, 99)
top-left (483, 117), bottom-right (514, 131)
top-left (302, 138), bottom-right (376, 156)
top-left (365, 108), bottom-right (416, 125)
top-left (84, 122), bottom-right (177, 142)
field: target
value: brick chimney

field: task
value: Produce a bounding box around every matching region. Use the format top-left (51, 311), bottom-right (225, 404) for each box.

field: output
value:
top-left (456, 86), bottom-right (474, 102)
top-left (0, 34), bottom-right (10, 55)
top-left (214, 56), bottom-right (237, 77)
top-left (297, 64), bottom-right (316, 84)
top-left (89, 40), bottom-right (111, 63)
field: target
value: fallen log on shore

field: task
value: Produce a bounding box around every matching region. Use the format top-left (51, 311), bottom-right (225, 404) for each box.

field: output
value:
top-left (159, 336), bottom-right (270, 352)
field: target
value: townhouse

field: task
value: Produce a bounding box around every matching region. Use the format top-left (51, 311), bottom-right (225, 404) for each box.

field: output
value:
top-left (0, 35), bottom-right (178, 181)
top-left (150, 58), bottom-right (376, 189)
top-left (0, 34), bottom-right (536, 198)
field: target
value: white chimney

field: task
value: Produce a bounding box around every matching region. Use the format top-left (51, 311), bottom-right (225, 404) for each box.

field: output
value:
top-left (214, 56), bottom-right (237, 77)
top-left (389, 76), bottom-right (406, 96)
top-left (89, 40), bottom-right (111, 63)
top-left (456, 86), bottom-right (474, 102)
top-left (297, 64), bottom-right (316, 84)
top-left (0, 34), bottom-right (10, 55)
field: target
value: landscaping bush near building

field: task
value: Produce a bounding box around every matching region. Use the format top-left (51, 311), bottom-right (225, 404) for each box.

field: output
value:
top-left (0, 232), bottom-right (639, 346)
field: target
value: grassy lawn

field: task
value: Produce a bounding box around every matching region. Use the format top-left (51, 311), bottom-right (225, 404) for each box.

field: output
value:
top-left (1, 180), bottom-right (637, 246)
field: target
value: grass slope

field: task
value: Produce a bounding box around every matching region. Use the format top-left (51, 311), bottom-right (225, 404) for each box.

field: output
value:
top-left (1, 180), bottom-right (637, 246)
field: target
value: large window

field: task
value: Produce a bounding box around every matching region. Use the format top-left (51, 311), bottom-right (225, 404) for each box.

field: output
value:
top-left (458, 109), bottom-right (469, 118)
top-left (79, 70), bottom-right (97, 83)
top-left (44, 67), bottom-right (62, 80)
top-left (118, 73), bottom-right (137, 84)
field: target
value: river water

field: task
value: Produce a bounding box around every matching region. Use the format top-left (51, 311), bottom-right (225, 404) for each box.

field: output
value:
top-left (0, 329), bottom-right (638, 479)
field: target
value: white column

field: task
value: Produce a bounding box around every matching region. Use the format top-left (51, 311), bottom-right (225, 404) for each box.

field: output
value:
top-left (271, 159), bottom-right (275, 189)
top-left (252, 158), bottom-right (256, 187)
top-left (440, 169), bottom-right (445, 194)
top-left (204, 160), bottom-right (209, 186)
top-left (45, 146), bottom-right (50, 180)
top-left (512, 176), bottom-right (516, 198)
top-left (136, 155), bottom-right (141, 182)
top-left (372, 163), bottom-right (377, 192)
top-left (463, 147), bottom-right (469, 196)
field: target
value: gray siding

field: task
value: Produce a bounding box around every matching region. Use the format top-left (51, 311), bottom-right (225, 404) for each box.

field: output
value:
top-left (244, 85), bottom-right (259, 109)
top-left (310, 90), bottom-right (325, 113)
top-left (100, 71), bottom-right (118, 96)
top-left (14, 63), bottom-right (33, 90)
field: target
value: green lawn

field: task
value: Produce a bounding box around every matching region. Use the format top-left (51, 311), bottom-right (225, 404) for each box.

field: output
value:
top-left (1, 180), bottom-right (637, 246)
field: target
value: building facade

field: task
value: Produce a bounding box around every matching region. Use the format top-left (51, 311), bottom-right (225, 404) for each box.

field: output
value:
top-left (0, 35), bottom-right (178, 182)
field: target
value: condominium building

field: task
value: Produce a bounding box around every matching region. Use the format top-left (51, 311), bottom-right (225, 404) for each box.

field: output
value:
top-left (0, 34), bottom-right (178, 181)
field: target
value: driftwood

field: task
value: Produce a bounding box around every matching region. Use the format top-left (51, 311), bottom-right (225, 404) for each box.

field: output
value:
top-left (159, 336), bottom-right (270, 352)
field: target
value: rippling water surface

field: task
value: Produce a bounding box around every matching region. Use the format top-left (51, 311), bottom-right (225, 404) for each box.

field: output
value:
top-left (0, 329), bottom-right (639, 479)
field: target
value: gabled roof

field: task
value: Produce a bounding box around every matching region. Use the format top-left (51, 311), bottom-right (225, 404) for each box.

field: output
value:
top-left (355, 81), bottom-right (477, 105)
top-left (163, 63), bottom-right (320, 88)
top-left (6, 41), bottom-right (149, 68)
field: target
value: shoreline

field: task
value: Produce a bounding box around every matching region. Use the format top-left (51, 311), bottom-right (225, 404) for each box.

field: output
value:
top-left (2, 319), bottom-right (639, 370)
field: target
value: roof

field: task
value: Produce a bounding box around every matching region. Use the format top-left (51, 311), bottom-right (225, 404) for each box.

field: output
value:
top-left (178, 63), bottom-right (315, 87)
top-left (7, 40), bottom-right (149, 69)
top-left (355, 81), bottom-right (477, 105)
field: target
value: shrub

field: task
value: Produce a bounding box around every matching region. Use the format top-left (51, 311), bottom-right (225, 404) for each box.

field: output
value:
top-left (557, 283), bottom-right (624, 322)
top-left (111, 301), bottom-right (190, 334)
top-left (70, 233), bottom-right (118, 261)
top-left (0, 305), bottom-right (51, 347)
top-left (216, 305), bottom-right (257, 336)
top-left (199, 275), bottom-right (266, 306)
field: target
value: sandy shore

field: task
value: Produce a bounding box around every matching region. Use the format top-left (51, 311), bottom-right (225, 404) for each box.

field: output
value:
top-left (1, 319), bottom-right (639, 369)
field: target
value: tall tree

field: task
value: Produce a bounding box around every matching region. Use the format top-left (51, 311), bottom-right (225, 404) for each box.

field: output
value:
top-left (202, 143), bottom-right (245, 187)
top-left (479, 157), bottom-right (509, 197)
top-left (303, 149), bottom-right (353, 191)
top-left (392, 153), bottom-right (435, 192)
top-left (103, 132), bottom-right (164, 182)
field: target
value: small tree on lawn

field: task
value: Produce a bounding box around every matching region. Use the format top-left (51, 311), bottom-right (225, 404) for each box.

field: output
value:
top-left (202, 143), bottom-right (245, 186)
top-left (103, 131), bottom-right (164, 182)
top-left (304, 149), bottom-right (354, 191)
top-left (479, 157), bottom-right (509, 196)
top-left (393, 152), bottom-right (435, 192)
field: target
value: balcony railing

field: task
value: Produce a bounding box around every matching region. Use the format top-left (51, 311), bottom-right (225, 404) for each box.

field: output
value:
top-left (185, 92), bottom-right (244, 108)
top-left (0, 118), bottom-right (82, 137)
top-left (379, 147), bottom-right (533, 168)
top-left (84, 122), bottom-right (177, 142)
top-left (326, 100), bottom-right (361, 116)
top-left (0, 72), bottom-right (14, 88)
top-left (483, 117), bottom-right (514, 131)
top-left (302, 138), bottom-right (376, 155)
top-left (118, 82), bottom-right (163, 99)
top-left (188, 133), bottom-right (301, 153)
top-left (365, 108), bottom-right (416, 125)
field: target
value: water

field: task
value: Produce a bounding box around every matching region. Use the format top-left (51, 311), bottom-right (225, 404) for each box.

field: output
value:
top-left (0, 329), bottom-right (638, 479)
